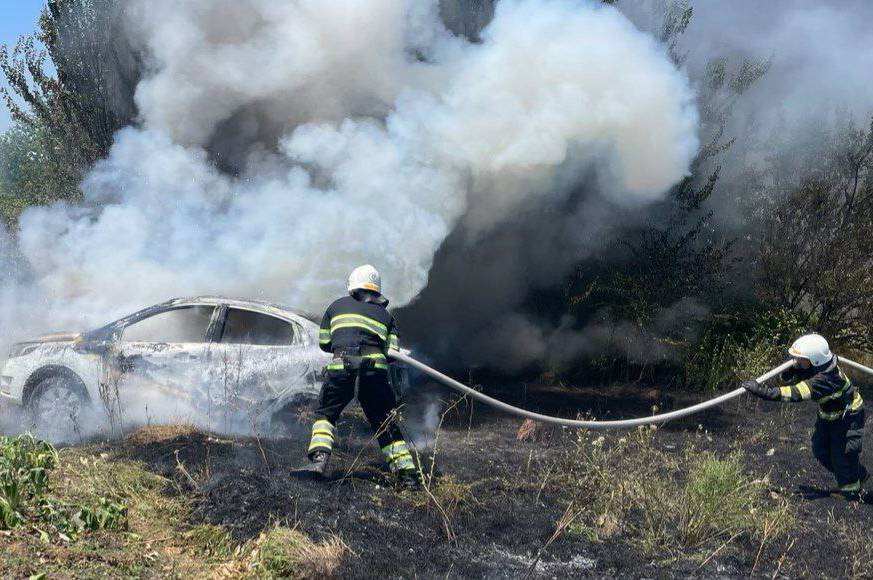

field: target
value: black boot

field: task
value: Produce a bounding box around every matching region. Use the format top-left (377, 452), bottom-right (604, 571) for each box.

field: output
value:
top-left (292, 451), bottom-right (330, 479)
top-left (396, 469), bottom-right (422, 491)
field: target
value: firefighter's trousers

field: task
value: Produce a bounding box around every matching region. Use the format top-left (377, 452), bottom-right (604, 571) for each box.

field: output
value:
top-left (307, 366), bottom-right (414, 472)
top-left (811, 409), bottom-right (867, 492)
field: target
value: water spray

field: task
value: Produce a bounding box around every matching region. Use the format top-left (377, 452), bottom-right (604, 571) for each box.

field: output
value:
top-left (389, 350), bottom-right (873, 429)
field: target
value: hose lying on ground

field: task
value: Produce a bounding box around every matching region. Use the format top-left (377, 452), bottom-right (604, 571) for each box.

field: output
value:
top-left (388, 350), bottom-right (873, 430)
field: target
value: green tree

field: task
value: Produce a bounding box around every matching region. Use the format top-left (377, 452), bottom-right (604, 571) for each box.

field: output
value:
top-left (760, 118), bottom-right (873, 350)
top-left (0, 121), bottom-right (58, 225)
top-left (560, 2), bottom-right (768, 381)
top-left (0, 0), bottom-right (138, 212)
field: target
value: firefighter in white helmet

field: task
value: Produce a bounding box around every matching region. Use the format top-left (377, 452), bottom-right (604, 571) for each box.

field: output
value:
top-left (743, 334), bottom-right (867, 499)
top-left (296, 265), bottom-right (420, 489)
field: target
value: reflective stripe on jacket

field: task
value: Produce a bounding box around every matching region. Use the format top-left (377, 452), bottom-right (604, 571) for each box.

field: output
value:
top-left (759, 357), bottom-right (863, 420)
top-left (318, 293), bottom-right (400, 360)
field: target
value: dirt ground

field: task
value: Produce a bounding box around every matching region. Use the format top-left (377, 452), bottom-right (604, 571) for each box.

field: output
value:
top-left (118, 381), bottom-right (873, 577)
top-left (3, 378), bottom-right (872, 578)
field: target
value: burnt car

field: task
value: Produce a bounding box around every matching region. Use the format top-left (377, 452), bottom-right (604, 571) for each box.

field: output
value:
top-left (0, 296), bottom-right (408, 438)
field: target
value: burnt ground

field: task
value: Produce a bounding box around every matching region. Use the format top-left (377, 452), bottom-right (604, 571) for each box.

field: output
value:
top-left (90, 379), bottom-right (873, 579)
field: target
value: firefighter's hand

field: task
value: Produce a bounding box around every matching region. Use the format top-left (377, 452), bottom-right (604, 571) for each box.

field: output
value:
top-left (742, 380), bottom-right (766, 397)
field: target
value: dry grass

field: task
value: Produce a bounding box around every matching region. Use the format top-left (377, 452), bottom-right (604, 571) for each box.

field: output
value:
top-left (184, 524), bottom-right (234, 558)
top-left (556, 427), bottom-right (794, 561)
top-left (833, 516), bottom-right (873, 580)
top-left (249, 525), bottom-right (349, 579)
top-left (124, 423), bottom-right (201, 445)
top-left (516, 418), bottom-right (559, 443)
top-left (403, 474), bottom-right (481, 515)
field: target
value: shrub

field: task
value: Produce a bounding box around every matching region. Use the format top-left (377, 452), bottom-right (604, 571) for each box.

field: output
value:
top-left (685, 307), bottom-right (807, 390)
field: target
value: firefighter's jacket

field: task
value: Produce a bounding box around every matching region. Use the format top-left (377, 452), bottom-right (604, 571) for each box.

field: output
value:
top-left (756, 357), bottom-right (863, 421)
top-left (318, 293), bottom-right (400, 371)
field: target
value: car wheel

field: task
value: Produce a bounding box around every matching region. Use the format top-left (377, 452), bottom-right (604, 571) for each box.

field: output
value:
top-left (270, 393), bottom-right (317, 436)
top-left (28, 375), bottom-right (89, 443)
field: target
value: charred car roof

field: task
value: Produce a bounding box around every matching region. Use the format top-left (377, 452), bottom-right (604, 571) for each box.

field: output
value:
top-left (83, 296), bottom-right (321, 341)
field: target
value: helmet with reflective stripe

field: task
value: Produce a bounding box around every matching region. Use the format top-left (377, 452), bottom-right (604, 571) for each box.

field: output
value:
top-left (348, 264), bottom-right (382, 295)
top-left (788, 334), bottom-right (833, 367)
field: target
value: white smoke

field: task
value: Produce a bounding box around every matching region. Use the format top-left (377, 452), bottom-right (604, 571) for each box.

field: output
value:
top-left (631, 0), bottom-right (873, 129)
top-left (130, 0), bottom-right (446, 146)
top-left (617, 0), bottom-right (873, 207)
top-left (5, 0), bottom-right (698, 343)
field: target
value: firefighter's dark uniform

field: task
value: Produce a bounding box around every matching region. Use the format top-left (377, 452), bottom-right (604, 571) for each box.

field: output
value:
top-left (307, 291), bottom-right (414, 474)
top-left (746, 357), bottom-right (867, 494)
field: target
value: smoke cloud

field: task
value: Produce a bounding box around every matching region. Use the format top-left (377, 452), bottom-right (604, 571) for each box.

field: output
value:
top-left (4, 0), bottom-right (865, 388)
top-left (7, 0), bottom-right (864, 436)
top-left (3, 0), bottom-right (698, 341)
top-left (623, 0), bottom-right (873, 129)
top-left (618, 0), bottom-right (873, 227)
top-left (399, 0), bottom-right (873, 372)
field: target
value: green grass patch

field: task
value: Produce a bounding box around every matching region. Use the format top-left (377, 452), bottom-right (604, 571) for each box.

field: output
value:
top-left (0, 434), bottom-right (126, 535)
top-left (0, 431), bottom-right (239, 578)
top-left (184, 523), bottom-right (234, 558)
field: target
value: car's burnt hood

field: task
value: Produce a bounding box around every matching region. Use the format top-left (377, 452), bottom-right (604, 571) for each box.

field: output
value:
top-left (23, 332), bottom-right (82, 344)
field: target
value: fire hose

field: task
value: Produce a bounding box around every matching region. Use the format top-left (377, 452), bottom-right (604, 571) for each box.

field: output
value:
top-left (388, 350), bottom-right (873, 430)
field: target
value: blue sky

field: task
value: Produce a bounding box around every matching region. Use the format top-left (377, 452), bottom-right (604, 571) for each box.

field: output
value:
top-left (0, 0), bottom-right (46, 132)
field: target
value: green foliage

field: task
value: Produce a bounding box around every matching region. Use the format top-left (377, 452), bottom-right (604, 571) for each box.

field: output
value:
top-left (760, 117), bottom-right (873, 352)
top-left (657, 1), bottom-right (693, 64)
top-left (680, 452), bottom-right (762, 547)
top-left (685, 307), bottom-right (807, 390)
top-left (557, 5), bottom-right (773, 385)
top-left (0, 122), bottom-right (62, 225)
top-left (0, 0), bottom-right (139, 220)
top-left (256, 527), bottom-right (305, 577)
top-left (36, 495), bottom-right (127, 535)
top-left (0, 434), bottom-right (127, 536)
top-left (0, 434), bottom-right (58, 528)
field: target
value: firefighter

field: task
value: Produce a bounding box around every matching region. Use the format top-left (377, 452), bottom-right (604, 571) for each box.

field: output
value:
top-left (743, 334), bottom-right (868, 499)
top-left (298, 264), bottom-right (420, 489)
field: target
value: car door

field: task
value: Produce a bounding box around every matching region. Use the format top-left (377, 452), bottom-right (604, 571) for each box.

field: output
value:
top-left (107, 305), bottom-right (219, 421)
top-left (208, 307), bottom-right (321, 415)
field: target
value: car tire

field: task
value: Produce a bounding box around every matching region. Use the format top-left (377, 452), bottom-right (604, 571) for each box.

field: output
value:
top-left (28, 374), bottom-right (90, 443)
top-left (270, 393), bottom-right (318, 436)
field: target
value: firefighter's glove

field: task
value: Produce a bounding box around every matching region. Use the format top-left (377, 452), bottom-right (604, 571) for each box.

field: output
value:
top-left (742, 380), bottom-right (766, 397)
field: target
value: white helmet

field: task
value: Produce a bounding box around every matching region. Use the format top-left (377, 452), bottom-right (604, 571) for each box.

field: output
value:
top-left (347, 264), bottom-right (382, 295)
top-left (788, 334), bottom-right (833, 367)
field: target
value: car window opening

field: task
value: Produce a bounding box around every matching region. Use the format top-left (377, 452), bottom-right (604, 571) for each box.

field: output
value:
top-left (220, 308), bottom-right (296, 346)
top-left (122, 306), bottom-right (215, 343)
